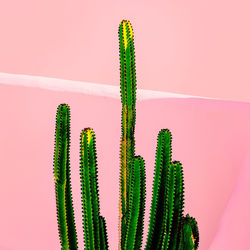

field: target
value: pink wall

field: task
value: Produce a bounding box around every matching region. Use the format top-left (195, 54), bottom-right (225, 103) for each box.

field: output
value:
top-left (0, 0), bottom-right (250, 102)
top-left (1, 1), bottom-right (250, 249)
top-left (1, 83), bottom-right (250, 249)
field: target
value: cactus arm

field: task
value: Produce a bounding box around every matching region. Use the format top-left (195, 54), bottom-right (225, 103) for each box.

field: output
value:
top-left (119, 20), bottom-right (136, 107)
top-left (190, 216), bottom-right (199, 249)
top-left (180, 214), bottom-right (199, 250)
top-left (124, 156), bottom-right (144, 250)
top-left (162, 162), bottom-right (177, 250)
top-left (121, 156), bottom-right (136, 250)
top-left (64, 106), bottom-right (78, 250)
top-left (134, 156), bottom-right (146, 250)
top-left (80, 129), bottom-right (95, 249)
top-left (87, 129), bottom-right (101, 249)
top-left (99, 216), bottom-right (109, 250)
top-left (118, 19), bottom-right (137, 249)
top-left (162, 161), bottom-right (184, 250)
top-left (168, 161), bottom-right (184, 249)
top-left (53, 104), bottom-right (78, 249)
top-left (182, 221), bottom-right (195, 250)
top-left (161, 162), bottom-right (177, 250)
top-left (178, 215), bottom-right (195, 250)
top-left (54, 104), bottom-right (69, 249)
top-left (80, 128), bottom-right (101, 249)
top-left (145, 129), bottom-right (172, 250)
top-left (178, 220), bottom-right (184, 250)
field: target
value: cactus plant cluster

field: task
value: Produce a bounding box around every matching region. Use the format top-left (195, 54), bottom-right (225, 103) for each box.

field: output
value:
top-left (53, 20), bottom-right (199, 249)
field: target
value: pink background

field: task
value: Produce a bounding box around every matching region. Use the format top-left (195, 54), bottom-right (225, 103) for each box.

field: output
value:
top-left (0, 83), bottom-right (250, 249)
top-left (1, 1), bottom-right (250, 249)
top-left (0, 0), bottom-right (250, 102)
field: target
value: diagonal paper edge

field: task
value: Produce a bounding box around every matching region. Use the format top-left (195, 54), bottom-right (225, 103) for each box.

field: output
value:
top-left (0, 72), bottom-right (224, 101)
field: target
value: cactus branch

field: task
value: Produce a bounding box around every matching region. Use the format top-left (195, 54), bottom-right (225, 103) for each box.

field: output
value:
top-left (99, 216), bottom-right (109, 250)
top-left (162, 161), bottom-right (184, 250)
top-left (53, 104), bottom-right (78, 249)
top-left (118, 19), bottom-right (137, 249)
top-left (179, 214), bottom-right (199, 250)
top-left (124, 156), bottom-right (145, 250)
top-left (80, 128), bottom-right (101, 249)
top-left (145, 129), bottom-right (172, 250)
top-left (52, 19), bottom-right (199, 250)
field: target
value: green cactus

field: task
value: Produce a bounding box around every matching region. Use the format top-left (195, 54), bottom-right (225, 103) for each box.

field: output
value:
top-left (178, 214), bottom-right (199, 250)
top-left (99, 215), bottom-right (109, 250)
top-left (145, 129), bottom-right (172, 250)
top-left (53, 104), bottom-right (78, 249)
top-left (80, 128), bottom-right (108, 250)
top-left (53, 19), bottom-right (199, 250)
top-left (161, 161), bottom-right (184, 250)
top-left (123, 156), bottom-right (146, 250)
top-left (117, 19), bottom-right (199, 250)
top-left (118, 19), bottom-right (137, 249)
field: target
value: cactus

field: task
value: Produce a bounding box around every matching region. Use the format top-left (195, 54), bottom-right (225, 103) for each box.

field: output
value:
top-left (99, 215), bottom-right (109, 250)
top-left (123, 156), bottom-right (146, 250)
top-left (161, 161), bottom-right (184, 250)
top-left (178, 214), bottom-right (199, 250)
top-left (118, 18), bottom-right (137, 249)
top-left (118, 19), bottom-right (138, 250)
top-left (80, 128), bottom-right (109, 250)
top-left (53, 104), bottom-right (78, 249)
top-left (53, 19), bottom-right (199, 250)
top-left (117, 19), bottom-right (199, 250)
top-left (145, 129), bottom-right (172, 250)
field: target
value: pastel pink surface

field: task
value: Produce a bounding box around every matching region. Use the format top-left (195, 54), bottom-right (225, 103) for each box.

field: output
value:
top-left (0, 0), bottom-right (250, 102)
top-left (0, 84), bottom-right (250, 249)
top-left (209, 151), bottom-right (250, 250)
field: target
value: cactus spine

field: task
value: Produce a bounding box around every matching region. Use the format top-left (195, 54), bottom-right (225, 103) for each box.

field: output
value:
top-left (53, 104), bottom-right (78, 249)
top-left (53, 19), bottom-right (199, 250)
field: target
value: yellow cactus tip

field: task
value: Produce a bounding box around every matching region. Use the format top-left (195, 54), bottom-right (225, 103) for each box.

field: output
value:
top-left (121, 20), bottom-right (134, 51)
top-left (121, 19), bottom-right (128, 24)
top-left (81, 127), bottom-right (94, 145)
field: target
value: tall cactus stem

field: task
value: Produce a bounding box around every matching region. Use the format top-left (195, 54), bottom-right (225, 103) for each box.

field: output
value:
top-left (123, 156), bottom-right (145, 250)
top-left (134, 156), bottom-right (146, 250)
top-left (145, 129), bottom-right (172, 250)
top-left (162, 161), bottom-right (184, 250)
top-left (118, 19), bottom-right (137, 249)
top-left (80, 128), bottom-right (101, 249)
top-left (53, 103), bottom-right (78, 249)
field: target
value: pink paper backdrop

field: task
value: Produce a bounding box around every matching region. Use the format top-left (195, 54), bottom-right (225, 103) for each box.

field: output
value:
top-left (210, 150), bottom-right (250, 250)
top-left (0, 84), bottom-right (250, 249)
top-left (0, 0), bottom-right (250, 102)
